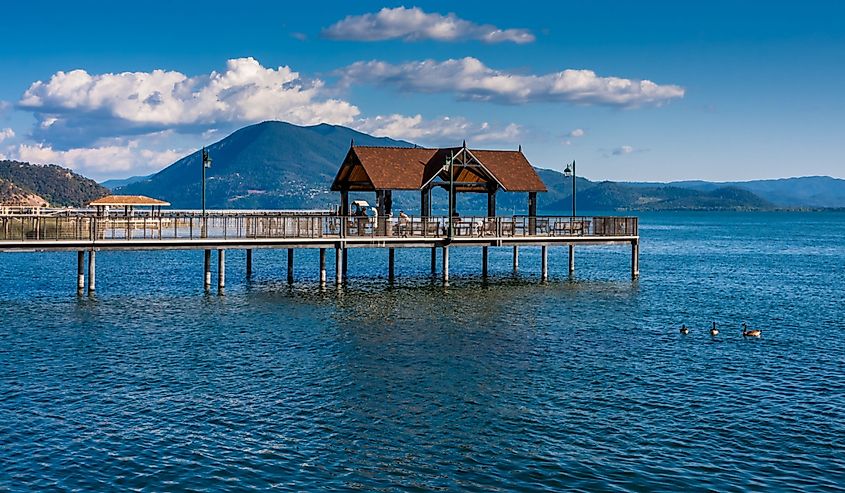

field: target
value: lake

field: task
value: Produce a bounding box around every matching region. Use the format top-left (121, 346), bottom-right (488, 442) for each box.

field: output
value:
top-left (1, 211), bottom-right (843, 491)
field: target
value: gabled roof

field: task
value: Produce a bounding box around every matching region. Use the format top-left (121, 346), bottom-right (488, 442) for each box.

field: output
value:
top-left (331, 145), bottom-right (547, 193)
top-left (89, 195), bottom-right (170, 207)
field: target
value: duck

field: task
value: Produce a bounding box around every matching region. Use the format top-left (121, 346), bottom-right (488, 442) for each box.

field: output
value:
top-left (679, 324), bottom-right (689, 335)
top-left (742, 322), bottom-right (762, 338)
top-left (710, 322), bottom-right (719, 336)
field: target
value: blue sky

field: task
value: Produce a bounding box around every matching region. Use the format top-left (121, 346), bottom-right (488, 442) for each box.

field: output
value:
top-left (0, 0), bottom-right (843, 182)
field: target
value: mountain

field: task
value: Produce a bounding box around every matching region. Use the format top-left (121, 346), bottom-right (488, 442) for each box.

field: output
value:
top-left (101, 174), bottom-right (152, 190)
top-left (548, 182), bottom-right (774, 211)
top-left (118, 121), bottom-right (413, 209)
top-left (0, 160), bottom-right (109, 207)
top-left (0, 177), bottom-right (48, 206)
top-left (627, 176), bottom-right (845, 208)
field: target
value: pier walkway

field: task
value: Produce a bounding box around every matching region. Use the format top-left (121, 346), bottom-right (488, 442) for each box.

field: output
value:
top-left (0, 211), bottom-right (639, 292)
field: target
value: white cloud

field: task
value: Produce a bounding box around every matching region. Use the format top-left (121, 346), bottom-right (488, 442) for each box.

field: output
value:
top-left (612, 145), bottom-right (636, 155)
top-left (355, 114), bottom-right (522, 145)
top-left (339, 57), bottom-right (685, 107)
top-left (0, 128), bottom-right (14, 143)
top-left (569, 128), bottom-right (585, 138)
top-left (12, 141), bottom-right (186, 178)
top-left (323, 7), bottom-right (534, 44)
top-left (18, 57), bottom-right (360, 146)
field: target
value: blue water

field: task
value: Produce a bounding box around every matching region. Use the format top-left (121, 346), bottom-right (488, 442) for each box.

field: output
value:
top-left (1, 212), bottom-right (844, 491)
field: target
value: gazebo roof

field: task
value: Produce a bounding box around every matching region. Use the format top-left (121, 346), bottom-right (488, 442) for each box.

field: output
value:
top-left (89, 195), bottom-right (170, 207)
top-left (331, 145), bottom-right (547, 193)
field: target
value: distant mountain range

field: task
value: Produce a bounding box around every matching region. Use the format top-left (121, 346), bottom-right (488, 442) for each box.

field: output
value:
top-left (0, 160), bottom-right (108, 207)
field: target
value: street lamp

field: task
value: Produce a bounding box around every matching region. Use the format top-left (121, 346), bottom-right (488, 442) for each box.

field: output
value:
top-left (563, 160), bottom-right (576, 219)
top-left (201, 147), bottom-right (212, 237)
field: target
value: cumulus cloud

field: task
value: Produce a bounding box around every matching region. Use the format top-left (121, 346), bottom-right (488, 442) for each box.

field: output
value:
top-left (569, 128), bottom-right (585, 138)
top-left (18, 57), bottom-right (360, 147)
top-left (338, 57), bottom-right (685, 107)
top-left (322, 7), bottom-right (534, 44)
top-left (355, 114), bottom-right (522, 145)
top-left (12, 141), bottom-right (186, 178)
top-left (0, 128), bottom-right (14, 143)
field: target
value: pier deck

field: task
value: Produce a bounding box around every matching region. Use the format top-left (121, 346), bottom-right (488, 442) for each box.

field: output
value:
top-left (0, 212), bottom-right (639, 291)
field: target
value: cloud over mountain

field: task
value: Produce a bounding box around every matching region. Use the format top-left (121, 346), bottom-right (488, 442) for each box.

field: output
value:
top-left (339, 57), bottom-right (685, 107)
top-left (323, 7), bottom-right (534, 44)
top-left (356, 114), bottom-right (521, 144)
top-left (18, 57), bottom-right (361, 147)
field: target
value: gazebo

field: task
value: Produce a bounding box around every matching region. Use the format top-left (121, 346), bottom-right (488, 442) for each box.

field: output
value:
top-left (331, 142), bottom-right (547, 218)
top-left (88, 195), bottom-right (170, 217)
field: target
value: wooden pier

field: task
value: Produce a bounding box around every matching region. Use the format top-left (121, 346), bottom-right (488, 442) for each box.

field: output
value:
top-left (0, 212), bottom-right (639, 293)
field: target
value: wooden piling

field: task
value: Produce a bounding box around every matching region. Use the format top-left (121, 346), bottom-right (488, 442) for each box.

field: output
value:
top-left (335, 248), bottom-right (343, 285)
top-left (319, 248), bottom-right (327, 286)
top-left (632, 240), bottom-right (640, 279)
top-left (388, 248), bottom-right (395, 283)
top-left (218, 249), bottom-right (225, 293)
top-left (246, 249), bottom-right (252, 278)
top-left (204, 249), bottom-right (211, 291)
top-left (287, 248), bottom-right (294, 284)
top-left (541, 245), bottom-right (548, 281)
top-left (87, 250), bottom-right (96, 293)
top-left (568, 245), bottom-right (575, 275)
top-left (77, 251), bottom-right (84, 294)
top-left (430, 247), bottom-right (437, 274)
top-left (513, 245), bottom-right (519, 272)
top-left (442, 246), bottom-right (450, 283)
top-left (482, 246), bottom-right (488, 278)
top-left (342, 249), bottom-right (348, 280)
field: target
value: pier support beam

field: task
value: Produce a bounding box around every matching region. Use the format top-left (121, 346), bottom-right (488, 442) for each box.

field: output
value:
top-left (218, 249), bottom-right (226, 293)
top-left (342, 249), bottom-right (348, 280)
top-left (442, 246), bottom-right (450, 283)
top-left (541, 245), bottom-right (548, 281)
top-left (87, 250), bottom-right (96, 294)
top-left (430, 247), bottom-right (437, 274)
top-left (568, 245), bottom-right (575, 275)
top-left (246, 249), bottom-right (252, 278)
top-left (632, 240), bottom-right (640, 280)
top-left (319, 249), bottom-right (327, 286)
top-left (513, 246), bottom-right (519, 273)
top-left (335, 248), bottom-right (343, 285)
top-left (388, 248), bottom-right (395, 283)
top-left (204, 249), bottom-right (211, 291)
top-left (482, 246), bottom-right (488, 278)
top-left (287, 248), bottom-right (294, 284)
top-left (77, 251), bottom-right (84, 294)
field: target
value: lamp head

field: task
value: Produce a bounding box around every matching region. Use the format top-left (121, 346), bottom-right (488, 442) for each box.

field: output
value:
top-left (563, 164), bottom-right (572, 177)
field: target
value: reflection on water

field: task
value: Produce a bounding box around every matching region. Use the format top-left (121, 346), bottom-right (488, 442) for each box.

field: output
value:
top-left (1, 212), bottom-right (844, 491)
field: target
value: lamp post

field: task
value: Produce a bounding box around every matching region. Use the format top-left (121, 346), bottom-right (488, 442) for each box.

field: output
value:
top-left (563, 160), bottom-right (576, 274)
top-left (201, 147), bottom-right (212, 237)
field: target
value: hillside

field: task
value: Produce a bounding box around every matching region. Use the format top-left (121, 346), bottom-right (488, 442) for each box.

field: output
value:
top-left (548, 182), bottom-right (774, 211)
top-left (0, 160), bottom-right (109, 207)
top-left (119, 121), bottom-right (413, 209)
top-left (0, 178), bottom-right (48, 206)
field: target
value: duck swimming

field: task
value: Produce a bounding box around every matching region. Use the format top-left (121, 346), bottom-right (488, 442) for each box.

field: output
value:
top-left (742, 322), bottom-right (762, 337)
top-left (710, 322), bottom-right (719, 336)
top-left (679, 324), bottom-right (689, 335)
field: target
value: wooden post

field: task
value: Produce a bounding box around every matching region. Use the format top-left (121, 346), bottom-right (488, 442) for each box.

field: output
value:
top-left (632, 239), bottom-right (640, 279)
top-left (487, 188), bottom-right (497, 217)
top-left (319, 248), bottom-right (327, 286)
top-left (482, 246), bottom-right (488, 278)
top-left (442, 246), bottom-right (450, 283)
top-left (388, 248), bottom-right (395, 283)
top-left (541, 245), bottom-right (548, 281)
top-left (513, 245), bottom-right (519, 273)
top-left (568, 244), bottom-right (575, 275)
top-left (335, 248), bottom-right (343, 285)
top-left (204, 249), bottom-right (211, 291)
top-left (218, 249), bottom-right (226, 293)
top-left (430, 247), bottom-right (437, 274)
top-left (528, 192), bottom-right (537, 235)
top-left (342, 249), bottom-right (348, 280)
top-left (77, 251), bottom-right (84, 294)
top-left (87, 250), bottom-right (96, 294)
top-left (287, 248), bottom-right (294, 284)
top-left (246, 249), bottom-right (253, 278)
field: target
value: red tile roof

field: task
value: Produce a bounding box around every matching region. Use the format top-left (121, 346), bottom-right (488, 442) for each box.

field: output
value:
top-left (89, 195), bottom-right (171, 207)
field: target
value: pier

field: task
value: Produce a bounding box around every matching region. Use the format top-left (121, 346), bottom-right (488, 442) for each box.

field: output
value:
top-left (0, 143), bottom-right (640, 293)
top-left (0, 211), bottom-right (638, 292)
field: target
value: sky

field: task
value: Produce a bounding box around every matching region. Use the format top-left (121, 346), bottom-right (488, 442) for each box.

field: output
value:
top-left (0, 0), bottom-right (843, 182)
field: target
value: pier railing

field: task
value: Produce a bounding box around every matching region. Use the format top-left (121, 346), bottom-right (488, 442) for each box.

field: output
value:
top-left (0, 213), bottom-right (637, 242)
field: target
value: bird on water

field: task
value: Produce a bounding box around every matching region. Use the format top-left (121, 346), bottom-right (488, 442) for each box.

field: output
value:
top-left (680, 324), bottom-right (690, 335)
top-left (742, 322), bottom-right (762, 337)
top-left (710, 322), bottom-right (719, 336)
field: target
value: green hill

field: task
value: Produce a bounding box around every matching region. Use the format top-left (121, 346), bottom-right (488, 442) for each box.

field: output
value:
top-left (549, 182), bottom-right (774, 211)
top-left (0, 160), bottom-right (109, 207)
